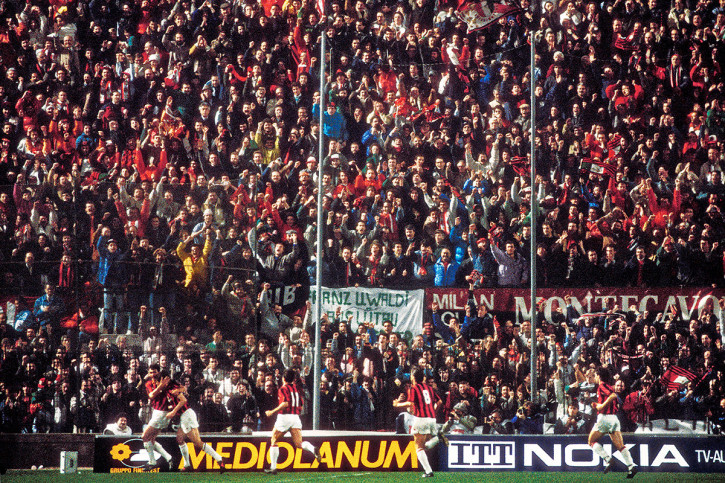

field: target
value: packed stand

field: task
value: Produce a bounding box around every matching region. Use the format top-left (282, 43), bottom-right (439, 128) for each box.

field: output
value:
top-left (0, 0), bottom-right (724, 434)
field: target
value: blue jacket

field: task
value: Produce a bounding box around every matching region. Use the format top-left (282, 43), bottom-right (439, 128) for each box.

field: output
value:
top-left (312, 104), bottom-right (347, 141)
top-left (97, 236), bottom-right (127, 288)
top-left (33, 293), bottom-right (63, 326)
top-left (432, 312), bottom-right (456, 345)
top-left (433, 258), bottom-right (460, 287)
top-left (350, 383), bottom-right (376, 429)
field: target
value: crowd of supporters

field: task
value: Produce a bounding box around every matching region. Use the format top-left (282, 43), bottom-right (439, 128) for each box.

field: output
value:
top-left (0, 0), bottom-right (725, 435)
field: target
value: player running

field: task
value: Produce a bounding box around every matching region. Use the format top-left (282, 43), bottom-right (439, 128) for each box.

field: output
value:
top-left (264, 368), bottom-right (320, 475)
top-left (393, 368), bottom-right (445, 478)
top-left (588, 368), bottom-right (637, 478)
top-left (165, 381), bottom-right (228, 472)
top-left (141, 364), bottom-right (174, 469)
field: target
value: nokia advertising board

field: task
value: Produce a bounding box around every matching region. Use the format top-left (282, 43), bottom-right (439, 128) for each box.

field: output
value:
top-left (442, 435), bottom-right (725, 473)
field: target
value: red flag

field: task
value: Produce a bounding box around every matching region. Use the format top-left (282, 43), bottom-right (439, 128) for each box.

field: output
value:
top-left (456, 1), bottom-right (522, 33)
top-left (661, 366), bottom-right (696, 392)
top-left (510, 156), bottom-right (529, 176)
top-left (607, 134), bottom-right (622, 152)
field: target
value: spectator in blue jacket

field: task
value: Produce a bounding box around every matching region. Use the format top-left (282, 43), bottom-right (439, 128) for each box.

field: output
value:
top-left (97, 230), bottom-right (128, 334)
top-left (434, 248), bottom-right (460, 287)
top-left (33, 284), bottom-right (63, 329)
top-left (351, 374), bottom-right (377, 430)
top-left (511, 401), bottom-right (544, 434)
top-left (312, 102), bottom-right (347, 143)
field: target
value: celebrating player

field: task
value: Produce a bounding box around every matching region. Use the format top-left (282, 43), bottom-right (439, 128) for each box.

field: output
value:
top-left (264, 368), bottom-right (320, 474)
top-left (165, 382), bottom-right (228, 472)
top-left (588, 368), bottom-right (637, 478)
top-left (141, 364), bottom-right (174, 469)
top-left (393, 368), bottom-right (444, 478)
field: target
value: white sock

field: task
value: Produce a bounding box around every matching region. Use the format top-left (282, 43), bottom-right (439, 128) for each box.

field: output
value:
top-left (179, 443), bottom-right (191, 468)
top-left (620, 447), bottom-right (635, 469)
top-left (270, 445), bottom-right (279, 470)
top-left (154, 442), bottom-right (172, 461)
top-left (301, 441), bottom-right (316, 455)
top-left (144, 442), bottom-right (157, 465)
top-left (592, 442), bottom-right (611, 463)
top-left (417, 448), bottom-right (432, 474)
top-left (425, 436), bottom-right (439, 450)
top-left (202, 442), bottom-right (222, 462)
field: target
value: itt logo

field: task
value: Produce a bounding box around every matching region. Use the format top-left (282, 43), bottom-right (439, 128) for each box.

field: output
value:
top-left (448, 441), bottom-right (516, 469)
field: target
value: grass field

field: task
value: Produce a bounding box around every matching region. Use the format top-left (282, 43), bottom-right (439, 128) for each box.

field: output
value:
top-left (1, 470), bottom-right (723, 483)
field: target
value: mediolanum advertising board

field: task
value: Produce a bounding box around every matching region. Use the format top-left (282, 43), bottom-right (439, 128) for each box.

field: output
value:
top-left (442, 435), bottom-right (725, 473)
top-left (94, 435), bottom-right (421, 473)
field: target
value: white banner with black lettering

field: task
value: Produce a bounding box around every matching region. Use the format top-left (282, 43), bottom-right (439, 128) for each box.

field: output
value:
top-left (310, 287), bottom-right (424, 338)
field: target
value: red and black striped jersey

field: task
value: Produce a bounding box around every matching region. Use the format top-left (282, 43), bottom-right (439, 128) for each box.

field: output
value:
top-left (407, 383), bottom-right (439, 418)
top-left (145, 379), bottom-right (172, 411)
top-left (166, 380), bottom-right (189, 414)
top-left (278, 383), bottom-right (303, 415)
top-left (597, 382), bottom-right (618, 415)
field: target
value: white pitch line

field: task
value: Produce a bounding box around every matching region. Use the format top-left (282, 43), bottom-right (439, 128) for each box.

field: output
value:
top-left (277, 472), bottom-right (374, 483)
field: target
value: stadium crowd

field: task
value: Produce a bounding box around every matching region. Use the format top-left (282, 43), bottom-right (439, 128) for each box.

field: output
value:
top-left (0, 0), bottom-right (724, 436)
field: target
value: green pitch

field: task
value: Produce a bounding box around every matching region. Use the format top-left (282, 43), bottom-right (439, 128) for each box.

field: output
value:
top-left (2, 470), bottom-right (724, 483)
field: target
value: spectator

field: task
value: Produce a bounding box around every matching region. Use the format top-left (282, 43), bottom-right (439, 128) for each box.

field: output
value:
top-left (227, 381), bottom-right (259, 433)
top-left (553, 400), bottom-right (589, 434)
top-left (97, 234), bottom-right (128, 334)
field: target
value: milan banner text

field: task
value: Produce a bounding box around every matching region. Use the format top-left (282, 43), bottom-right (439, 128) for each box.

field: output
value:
top-left (426, 288), bottom-right (725, 323)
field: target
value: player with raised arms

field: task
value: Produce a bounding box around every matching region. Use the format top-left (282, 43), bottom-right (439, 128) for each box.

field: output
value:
top-left (393, 368), bottom-right (444, 478)
top-left (264, 368), bottom-right (320, 474)
top-left (588, 367), bottom-right (637, 478)
top-left (141, 364), bottom-right (174, 469)
top-left (165, 380), bottom-right (228, 472)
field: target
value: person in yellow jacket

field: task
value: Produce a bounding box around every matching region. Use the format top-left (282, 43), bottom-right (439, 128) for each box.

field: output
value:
top-left (177, 228), bottom-right (213, 298)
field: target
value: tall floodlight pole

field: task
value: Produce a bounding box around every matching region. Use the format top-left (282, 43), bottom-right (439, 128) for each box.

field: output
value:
top-left (312, 15), bottom-right (326, 431)
top-left (529, 6), bottom-right (538, 405)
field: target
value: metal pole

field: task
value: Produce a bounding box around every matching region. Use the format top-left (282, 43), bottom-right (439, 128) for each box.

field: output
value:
top-left (312, 19), bottom-right (326, 431)
top-left (529, 15), bottom-right (538, 405)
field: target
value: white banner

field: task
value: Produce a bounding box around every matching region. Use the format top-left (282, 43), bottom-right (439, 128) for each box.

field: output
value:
top-left (310, 287), bottom-right (424, 337)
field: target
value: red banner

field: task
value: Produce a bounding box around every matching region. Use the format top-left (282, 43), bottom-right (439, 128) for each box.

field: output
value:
top-left (425, 287), bottom-right (725, 323)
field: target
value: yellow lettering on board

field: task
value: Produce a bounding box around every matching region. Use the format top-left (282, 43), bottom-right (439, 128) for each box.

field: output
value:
top-left (233, 442), bottom-right (259, 469)
top-left (383, 441), bottom-right (417, 469)
top-left (318, 441), bottom-right (334, 467)
top-left (216, 442), bottom-right (233, 464)
top-left (276, 442), bottom-right (295, 469)
top-left (361, 440), bottom-right (386, 468)
top-left (294, 447), bottom-right (312, 469)
top-left (187, 443), bottom-right (207, 469)
top-left (335, 440), bottom-right (362, 468)
top-left (257, 442), bottom-right (267, 469)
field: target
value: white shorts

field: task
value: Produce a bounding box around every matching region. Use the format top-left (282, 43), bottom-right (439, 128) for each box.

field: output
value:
top-left (594, 414), bottom-right (621, 434)
top-left (148, 409), bottom-right (170, 430)
top-left (179, 408), bottom-right (200, 434)
top-left (274, 413), bottom-right (303, 433)
top-left (411, 416), bottom-right (438, 435)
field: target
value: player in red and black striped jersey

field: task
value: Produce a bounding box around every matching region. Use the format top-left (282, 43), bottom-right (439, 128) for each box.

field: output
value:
top-left (596, 381), bottom-right (619, 414)
top-left (407, 380), bottom-right (440, 418)
top-left (588, 368), bottom-right (637, 478)
top-left (264, 368), bottom-right (320, 474)
top-left (393, 368), bottom-right (443, 478)
top-left (277, 382), bottom-right (303, 415)
top-left (141, 364), bottom-right (174, 468)
top-left (166, 379), bottom-right (227, 472)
